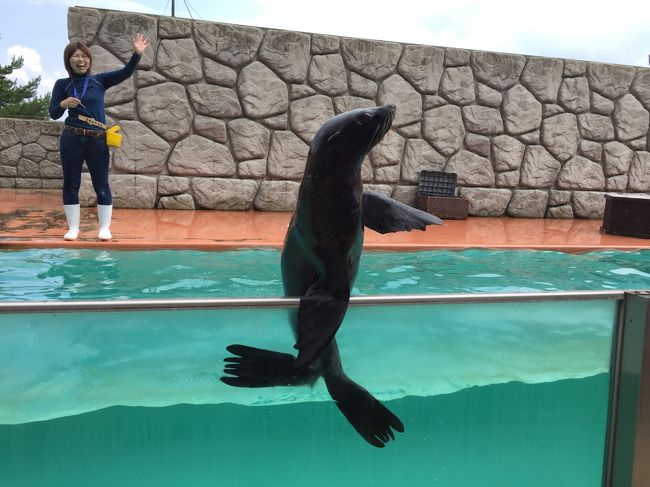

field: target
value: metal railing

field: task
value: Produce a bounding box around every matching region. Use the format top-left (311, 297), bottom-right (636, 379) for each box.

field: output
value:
top-left (0, 289), bottom-right (628, 313)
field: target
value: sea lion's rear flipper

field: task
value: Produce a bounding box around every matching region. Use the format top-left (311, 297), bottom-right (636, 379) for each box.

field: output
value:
top-left (326, 375), bottom-right (404, 448)
top-left (362, 190), bottom-right (442, 234)
top-left (221, 344), bottom-right (317, 387)
top-left (294, 266), bottom-right (350, 369)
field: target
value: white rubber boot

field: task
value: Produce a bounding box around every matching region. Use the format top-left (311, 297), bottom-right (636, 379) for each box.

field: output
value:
top-left (63, 204), bottom-right (80, 241)
top-left (97, 204), bottom-right (113, 241)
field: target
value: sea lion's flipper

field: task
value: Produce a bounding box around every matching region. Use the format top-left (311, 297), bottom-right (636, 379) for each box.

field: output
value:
top-left (294, 266), bottom-right (350, 369)
top-left (221, 344), bottom-right (317, 387)
top-left (362, 190), bottom-right (442, 234)
top-left (326, 376), bottom-right (404, 448)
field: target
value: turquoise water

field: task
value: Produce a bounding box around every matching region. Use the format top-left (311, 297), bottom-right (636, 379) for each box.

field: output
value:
top-left (0, 301), bottom-right (617, 424)
top-left (1, 248), bottom-right (642, 485)
top-left (0, 301), bottom-right (617, 486)
top-left (1, 248), bottom-right (649, 300)
top-left (0, 375), bottom-right (609, 487)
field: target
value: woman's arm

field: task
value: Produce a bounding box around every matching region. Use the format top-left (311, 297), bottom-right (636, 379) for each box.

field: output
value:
top-left (49, 79), bottom-right (84, 119)
top-left (49, 79), bottom-right (66, 120)
top-left (97, 33), bottom-right (150, 89)
top-left (96, 52), bottom-right (141, 89)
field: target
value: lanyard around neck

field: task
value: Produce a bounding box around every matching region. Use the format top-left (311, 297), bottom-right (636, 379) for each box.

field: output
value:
top-left (72, 76), bottom-right (89, 100)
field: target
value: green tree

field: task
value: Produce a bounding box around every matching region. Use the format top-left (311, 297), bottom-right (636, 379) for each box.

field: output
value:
top-left (0, 56), bottom-right (51, 120)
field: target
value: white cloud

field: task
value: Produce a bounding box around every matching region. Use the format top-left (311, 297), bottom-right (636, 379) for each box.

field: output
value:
top-left (6, 45), bottom-right (44, 79)
top-left (5, 45), bottom-right (55, 96)
top-left (39, 76), bottom-right (57, 93)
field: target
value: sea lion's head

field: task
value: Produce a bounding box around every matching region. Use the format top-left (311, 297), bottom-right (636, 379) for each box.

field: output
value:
top-left (308, 105), bottom-right (396, 175)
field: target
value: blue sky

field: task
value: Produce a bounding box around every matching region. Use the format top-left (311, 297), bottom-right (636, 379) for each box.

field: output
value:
top-left (1, 0), bottom-right (649, 98)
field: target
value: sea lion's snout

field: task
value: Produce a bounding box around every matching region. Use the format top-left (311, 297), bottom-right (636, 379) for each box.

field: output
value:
top-left (368, 104), bottom-right (395, 149)
top-left (381, 104), bottom-right (395, 131)
top-left (369, 104), bottom-right (395, 125)
top-left (381, 104), bottom-right (396, 117)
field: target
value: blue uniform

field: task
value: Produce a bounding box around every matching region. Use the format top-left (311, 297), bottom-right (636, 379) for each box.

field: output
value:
top-left (49, 53), bottom-right (141, 205)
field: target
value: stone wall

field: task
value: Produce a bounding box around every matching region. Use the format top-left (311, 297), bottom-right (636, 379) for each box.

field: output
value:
top-left (1, 6), bottom-right (649, 217)
top-left (0, 119), bottom-right (63, 189)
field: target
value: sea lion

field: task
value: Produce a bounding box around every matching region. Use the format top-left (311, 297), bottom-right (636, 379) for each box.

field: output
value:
top-left (221, 105), bottom-right (441, 447)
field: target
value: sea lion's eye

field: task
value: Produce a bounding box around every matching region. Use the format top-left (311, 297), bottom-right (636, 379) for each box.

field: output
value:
top-left (359, 112), bottom-right (373, 124)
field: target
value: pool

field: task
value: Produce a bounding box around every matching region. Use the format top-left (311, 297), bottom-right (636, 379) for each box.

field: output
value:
top-left (1, 248), bottom-right (649, 300)
top-left (1, 248), bottom-right (648, 486)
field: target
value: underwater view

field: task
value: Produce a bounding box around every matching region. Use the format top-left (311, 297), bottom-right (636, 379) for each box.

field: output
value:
top-left (1, 375), bottom-right (608, 487)
top-left (0, 248), bottom-right (642, 485)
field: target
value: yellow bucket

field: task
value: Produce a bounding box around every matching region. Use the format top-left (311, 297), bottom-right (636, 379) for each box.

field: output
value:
top-left (106, 125), bottom-right (122, 148)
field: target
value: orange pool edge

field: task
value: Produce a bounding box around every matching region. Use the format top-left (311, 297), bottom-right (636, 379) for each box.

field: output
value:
top-left (1, 189), bottom-right (649, 252)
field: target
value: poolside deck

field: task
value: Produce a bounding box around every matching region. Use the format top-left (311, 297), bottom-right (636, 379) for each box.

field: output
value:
top-left (1, 188), bottom-right (649, 252)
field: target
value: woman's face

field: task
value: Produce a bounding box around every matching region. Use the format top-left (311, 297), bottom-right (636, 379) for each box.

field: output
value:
top-left (69, 49), bottom-right (90, 75)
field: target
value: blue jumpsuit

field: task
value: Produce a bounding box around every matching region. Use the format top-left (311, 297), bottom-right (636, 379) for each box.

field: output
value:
top-left (49, 53), bottom-right (141, 205)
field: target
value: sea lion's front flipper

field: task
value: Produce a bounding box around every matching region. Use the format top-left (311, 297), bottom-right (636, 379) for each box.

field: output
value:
top-left (221, 344), bottom-right (318, 387)
top-left (326, 375), bottom-right (405, 448)
top-left (362, 190), bottom-right (442, 234)
top-left (294, 265), bottom-right (350, 369)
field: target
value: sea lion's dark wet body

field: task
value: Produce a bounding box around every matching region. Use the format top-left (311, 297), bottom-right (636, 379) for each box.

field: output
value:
top-left (222, 105), bottom-right (441, 447)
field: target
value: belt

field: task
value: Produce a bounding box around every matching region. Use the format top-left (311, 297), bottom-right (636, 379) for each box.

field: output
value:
top-left (77, 114), bottom-right (108, 130)
top-left (63, 126), bottom-right (106, 138)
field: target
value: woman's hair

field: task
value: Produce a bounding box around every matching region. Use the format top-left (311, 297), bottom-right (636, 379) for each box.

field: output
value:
top-left (63, 42), bottom-right (92, 77)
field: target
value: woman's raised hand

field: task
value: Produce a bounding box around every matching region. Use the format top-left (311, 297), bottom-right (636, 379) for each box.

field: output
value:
top-left (133, 33), bottom-right (150, 55)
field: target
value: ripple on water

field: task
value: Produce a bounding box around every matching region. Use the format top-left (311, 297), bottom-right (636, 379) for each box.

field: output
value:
top-left (0, 248), bottom-right (649, 301)
top-left (609, 268), bottom-right (650, 278)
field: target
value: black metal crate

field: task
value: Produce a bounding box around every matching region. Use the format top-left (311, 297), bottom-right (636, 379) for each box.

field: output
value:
top-left (417, 171), bottom-right (457, 197)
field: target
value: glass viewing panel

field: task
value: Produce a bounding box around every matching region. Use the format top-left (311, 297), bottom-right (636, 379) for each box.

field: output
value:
top-left (0, 299), bottom-right (617, 487)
